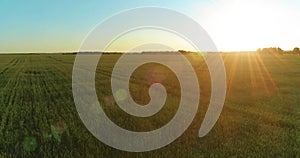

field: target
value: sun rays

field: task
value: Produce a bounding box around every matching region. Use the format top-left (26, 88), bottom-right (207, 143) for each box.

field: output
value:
top-left (224, 53), bottom-right (282, 96)
top-left (255, 53), bottom-right (279, 91)
top-left (226, 53), bottom-right (239, 93)
top-left (251, 53), bottom-right (271, 95)
top-left (247, 53), bottom-right (257, 89)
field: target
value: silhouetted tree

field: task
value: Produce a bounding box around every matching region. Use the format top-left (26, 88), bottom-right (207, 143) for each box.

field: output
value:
top-left (277, 47), bottom-right (284, 54)
top-left (260, 47), bottom-right (283, 54)
top-left (293, 47), bottom-right (300, 54)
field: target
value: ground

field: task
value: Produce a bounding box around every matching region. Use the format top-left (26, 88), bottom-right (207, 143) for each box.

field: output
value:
top-left (0, 53), bottom-right (299, 157)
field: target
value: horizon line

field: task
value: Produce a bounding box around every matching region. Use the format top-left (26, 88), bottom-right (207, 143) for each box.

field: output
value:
top-left (0, 50), bottom-right (256, 54)
top-left (0, 47), bottom-right (298, 54)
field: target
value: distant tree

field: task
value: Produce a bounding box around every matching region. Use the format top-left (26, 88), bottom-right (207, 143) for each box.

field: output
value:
top-left (256, 48), bottom-right (262, 53)
top-left (277, 47), bottom-right (284, 54)
top-left (178, 50), bottom-right (186, 53)
top-left (293, 47), bottom-right (300, 54)
top-left (260, 47), bottom-right (283, 54)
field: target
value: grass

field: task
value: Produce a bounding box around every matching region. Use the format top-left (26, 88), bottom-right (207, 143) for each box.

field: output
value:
top-left (0, 53), bottom-right (299, 157)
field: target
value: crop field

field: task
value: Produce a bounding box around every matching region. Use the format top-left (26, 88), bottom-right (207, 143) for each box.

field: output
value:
top-left (0, 53), bottom-right (299, 157)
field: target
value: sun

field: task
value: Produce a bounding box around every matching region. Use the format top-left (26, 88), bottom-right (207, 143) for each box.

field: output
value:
top-left (197, 0), bottom-right (300, 51)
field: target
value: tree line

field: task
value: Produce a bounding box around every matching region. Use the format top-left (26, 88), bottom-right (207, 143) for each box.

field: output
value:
top-left (257, 47), bottom-right (300, 54)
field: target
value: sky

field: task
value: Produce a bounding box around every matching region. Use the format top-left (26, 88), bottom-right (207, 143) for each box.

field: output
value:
top-left (0, 0), bottom-right (299, 53)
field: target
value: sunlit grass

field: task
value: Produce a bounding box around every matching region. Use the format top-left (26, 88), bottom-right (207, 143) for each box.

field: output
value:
top-left (0, 53), bottom-right (299, 157)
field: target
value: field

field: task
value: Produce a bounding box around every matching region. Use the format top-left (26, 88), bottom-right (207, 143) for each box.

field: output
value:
top-left (0, 53), bottom-right (299, 157)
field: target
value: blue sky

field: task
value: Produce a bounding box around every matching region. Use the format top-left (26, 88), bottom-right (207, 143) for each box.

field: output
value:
top-left (1, 0), bottom-right (299, 52)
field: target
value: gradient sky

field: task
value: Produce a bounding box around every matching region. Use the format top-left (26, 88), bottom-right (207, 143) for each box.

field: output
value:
top-left (1, 0), bottom-right (299, 52)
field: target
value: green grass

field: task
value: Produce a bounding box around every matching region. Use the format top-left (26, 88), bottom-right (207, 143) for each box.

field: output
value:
top-left (0, 53), bottom-right (299, 157)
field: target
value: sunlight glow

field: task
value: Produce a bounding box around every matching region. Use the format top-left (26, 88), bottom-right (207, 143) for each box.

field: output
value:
top-left (197, 0), bottom-right (300, 51)
top-left (105, 29), bottom-right (196, 52)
